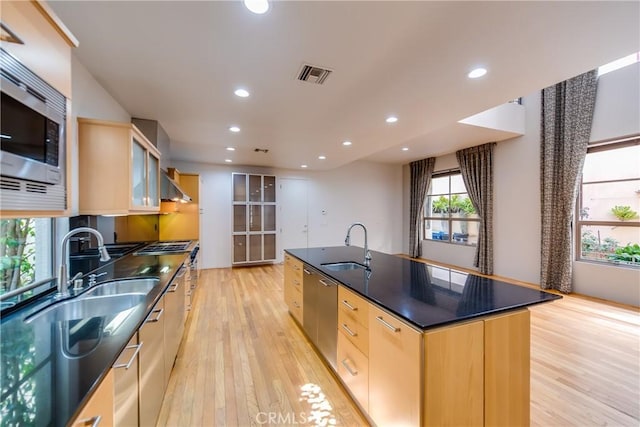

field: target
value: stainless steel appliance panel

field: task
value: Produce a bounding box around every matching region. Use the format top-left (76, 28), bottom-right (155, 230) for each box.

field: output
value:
top-left (302, 266), bottom-right (337, 370)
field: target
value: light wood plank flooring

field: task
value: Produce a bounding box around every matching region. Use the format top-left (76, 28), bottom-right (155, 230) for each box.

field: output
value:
top-left (157, 265), bottom-right (639, 426)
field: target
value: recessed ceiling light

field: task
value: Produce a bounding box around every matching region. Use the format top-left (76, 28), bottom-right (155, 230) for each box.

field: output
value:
top-left (229, 126), bottom-right (240, 132)
top-left (243, 0), bottom-right (269, 14)
top-left (468, 67), bottom-right (487, 79)
top-left (386, 116), bottom-right (398, 123)
top-left (342, 141), bottom-right (352, 146)
top-left (402, 147), bottom-right (409, 151)
top-left (226, 147), bottom-right (236, 151)
top-left (301, 164), bottom-right (308, 168)
top-left (234, 88), bottom-right (250, 98)
top-left (318, 155), bottom-right (326, 160)
top-left (225, 159), bottom-right (232, 163)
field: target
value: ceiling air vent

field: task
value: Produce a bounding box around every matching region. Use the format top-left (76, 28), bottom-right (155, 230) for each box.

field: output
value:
top-left (297, 64), bottom-right (332, 85)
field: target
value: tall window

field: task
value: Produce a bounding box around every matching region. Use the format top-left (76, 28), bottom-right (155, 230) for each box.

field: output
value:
top-left (577, 137), bottom-right (640, 266)
top-left (424, 170), bottom-right (479, 246)
top-left (0, 218), bottom-right (54, 304)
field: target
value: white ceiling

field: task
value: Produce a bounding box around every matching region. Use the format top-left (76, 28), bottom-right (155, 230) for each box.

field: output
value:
top-left (49, 1), bottom-right (640, 170)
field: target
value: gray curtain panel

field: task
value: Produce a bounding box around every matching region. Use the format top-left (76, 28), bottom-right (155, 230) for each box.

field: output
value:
top-left (540, 70), bottom-right (598, 293)
top-left (456, 143), bottom-right (495, 275)
top-left (409, 158), bottom-right (436, 258)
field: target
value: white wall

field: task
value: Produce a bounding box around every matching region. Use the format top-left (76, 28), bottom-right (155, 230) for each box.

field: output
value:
top-left (408, 63), bottom-right (640, 306)
top-left (171, 160), bottom-right (403, 269)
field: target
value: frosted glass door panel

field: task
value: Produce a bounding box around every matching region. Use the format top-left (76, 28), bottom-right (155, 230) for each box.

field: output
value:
top-left (263, 176), bottom-right (276, 202)
top-left (131, 139), bottom-right (146, 206)
top-left (264, 205), bottom-right (276, 231)
top-left (249, 235), bottom-right (262, 261)
top-left (264, 234), bottom-right (276, 260)
top-left (233, 206), bottom-right (247, 232)
top-left (249, 175), bottom-right (262, 202)
top-left (233, 235), bottom-right (247, 263)
top-left (148, 154), bottom-right (159, 207)
top-left (249, 205), bottom-right (262, 232)
top-left (233, 174), bottom-right (247, 202)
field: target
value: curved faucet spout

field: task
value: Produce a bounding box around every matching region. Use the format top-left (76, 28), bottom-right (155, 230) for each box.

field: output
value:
top-left (345, 222), bottom-right (372, 267)
top-left (57, 227), bottom-right (110, 298)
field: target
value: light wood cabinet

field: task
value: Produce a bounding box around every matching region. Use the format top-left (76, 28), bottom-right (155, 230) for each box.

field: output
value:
top-left (337, 331), bottom-right (369, 413)
top-left (484, 309), bottom-right (530, 426)
top-left (232, 173), bottom-right (276, 264)
top-left (424, 320), bottom-right (484, 426)
top-left (368, 304), bottom-right (422, 427)
top-left (159, 171), bottom-right (200, 240)
top-left (113, 334), bottom-right (141, 427)
top-left (338, 287), bottom-right (369, 356)
top-left (78, 118), bottom-right (161, 215)
top-left (0, 0), bottom-right (77, 98)
top-left (69, 369), bottom-right (114, 426)
top-left (284, 254), bottom-right (304, 324)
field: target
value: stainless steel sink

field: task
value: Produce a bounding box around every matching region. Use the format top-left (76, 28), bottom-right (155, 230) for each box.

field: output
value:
top-left (321, 262), bottom-right (368, 271)
top-left (83, 278), bottom-right (159, 297)
top-left (25, 293), bottom-right (146, 323)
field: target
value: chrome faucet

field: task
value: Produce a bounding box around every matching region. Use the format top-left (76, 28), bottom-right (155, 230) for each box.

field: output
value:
top-left (345, 222), bottom-right (372, 267)
top-left (57, 227), bottom-right (110, 298)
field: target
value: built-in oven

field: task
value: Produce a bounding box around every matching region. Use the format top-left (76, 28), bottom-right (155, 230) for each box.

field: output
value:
top-left (0, 48), bottom-right (67, 210)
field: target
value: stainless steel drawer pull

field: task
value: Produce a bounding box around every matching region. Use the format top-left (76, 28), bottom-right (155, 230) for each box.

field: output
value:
top-left (77, 415), bottom-right (101, 427)
top-left (303, 268), bottom-right (311, 275)
top-left (293, 280), bottom-right (300, 286)
top-left (341, 323), bottom-right (357, 337)
top-left (341, 358), bottom-right (358, 376)
top-left (176, 266), bottom-right (187, 277)
top-left (319, 279), bottom-right (333, 287)
top-left (113, 343), bottom-right (143, 370)
top-left (147, 308), bottom-right (164, 323)
top-left (341, 300), bottom-right (357, 311)
top-left (376, 316), bottom-right (400, 332)
top-left (167, 283), bottom-right (179, 293)
top-left (293, 301), bottom-right (300, 308)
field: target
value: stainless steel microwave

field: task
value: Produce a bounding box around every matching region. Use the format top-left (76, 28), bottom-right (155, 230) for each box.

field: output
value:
top-left (0, 48), bottom-right (67, 210)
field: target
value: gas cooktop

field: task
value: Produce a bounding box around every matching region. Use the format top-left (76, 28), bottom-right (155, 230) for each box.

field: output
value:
top-left (134, 241), bottom-right (192, 255)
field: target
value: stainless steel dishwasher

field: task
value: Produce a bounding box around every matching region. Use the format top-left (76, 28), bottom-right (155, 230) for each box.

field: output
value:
top-left (302, 266), bottom-right (337, 370)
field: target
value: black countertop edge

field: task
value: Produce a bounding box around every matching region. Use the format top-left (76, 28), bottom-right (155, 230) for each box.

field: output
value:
top-left (0, 247), bottom-right (194, 427)
top-left (285, 247), bottom-right (561, 331)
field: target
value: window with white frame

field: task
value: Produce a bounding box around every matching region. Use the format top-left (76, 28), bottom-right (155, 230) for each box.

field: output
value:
top-left (577, 137), bottom-right (640, 266)
top-left (423, 170), bottom-right (479, 246)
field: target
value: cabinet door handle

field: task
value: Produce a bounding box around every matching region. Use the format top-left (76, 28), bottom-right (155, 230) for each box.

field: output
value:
top-left (293, 279), bottom-right (300, 286)
top-left (303, 268), bottom-right (311, 275)
top-left (77, 415), bottom-right (101, 427)
top-left (341, 323), bottom-right (357, 337)
top-left (341, 358), bottom-right (358, 376)
top-left (176, 266), bottom-right (187, 278)
top-left (341, 300), bottom-right (357, 311)
top-left (147, 308), bottom-right (164, 323)
top-left (376, 316), bottom-right (400, 332)
top-left (113, 343), bottom-right (143, 370)
top-left (167, 283), bottom-right (179, 293)
top-left (293, 301), bottom-right (300, 308)
top-left (319, 279), bottom-right (333, 287)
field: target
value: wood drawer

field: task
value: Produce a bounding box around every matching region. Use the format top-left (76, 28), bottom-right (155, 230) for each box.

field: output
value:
top-left (284, 254), bottom-right (303, 282)
top-left (337, 331), bottom-right (369, 413)
top-left (338, 286), bottom-right (369, 329)
top-left (338, 313), bottom-right (369, 356)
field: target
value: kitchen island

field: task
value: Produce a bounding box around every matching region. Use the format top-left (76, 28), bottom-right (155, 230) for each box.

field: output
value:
top-left (285, 246), bottom-right (561, 427)
top-left (0, 246), bottom-right (194, 427)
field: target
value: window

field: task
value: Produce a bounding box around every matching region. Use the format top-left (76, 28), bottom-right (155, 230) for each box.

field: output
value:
top-left (424, 170), bottom-right (479, 246)
top-left (0, 218), bottom-right (55, 306)
top-left (577, 137), bottom-right (640, 266)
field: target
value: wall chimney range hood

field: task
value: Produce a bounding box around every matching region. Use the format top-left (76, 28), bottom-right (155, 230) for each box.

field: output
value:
top-left (161, 169), bottom-right (192, 202)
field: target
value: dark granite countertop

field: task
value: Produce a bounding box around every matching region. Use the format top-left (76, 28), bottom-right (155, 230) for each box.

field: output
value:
top-left (0, 250), bottom-right (191, 427)
top-left (286, 246), bottom-right (561, 330)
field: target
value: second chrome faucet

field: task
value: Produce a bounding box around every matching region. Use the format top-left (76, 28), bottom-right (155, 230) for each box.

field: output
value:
top-left (344, 222), bottom-right (372, 267)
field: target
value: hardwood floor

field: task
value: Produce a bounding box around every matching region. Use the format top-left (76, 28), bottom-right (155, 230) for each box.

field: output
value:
top-left (157, 265), bottom-right (640, 427)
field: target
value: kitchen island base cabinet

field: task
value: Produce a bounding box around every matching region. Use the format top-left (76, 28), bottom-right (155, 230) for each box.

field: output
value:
top-left (484, 309), bottom-right (530, 427)
top-left (368, 305), bottom-right (422, 427)
top-left (69, 369), bottom-right (114, 426)
top-left (284, 254), bottom-right (304, 324)
top-left (114, 334), bottom-right (141, 427)
top-left (424, 320), bottom-right (484, 426)
top-left (337, 332), bottom-right (369, 413)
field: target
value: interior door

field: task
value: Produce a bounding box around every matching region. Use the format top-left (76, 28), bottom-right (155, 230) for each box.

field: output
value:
top-left (279, 178), bottom-right (308, 252)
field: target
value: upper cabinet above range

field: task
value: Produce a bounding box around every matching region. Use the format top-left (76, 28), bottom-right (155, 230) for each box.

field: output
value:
top-left (0, 0), bottom-right (78, 98)
top-left (78, 118), bottom-right (161, 215)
